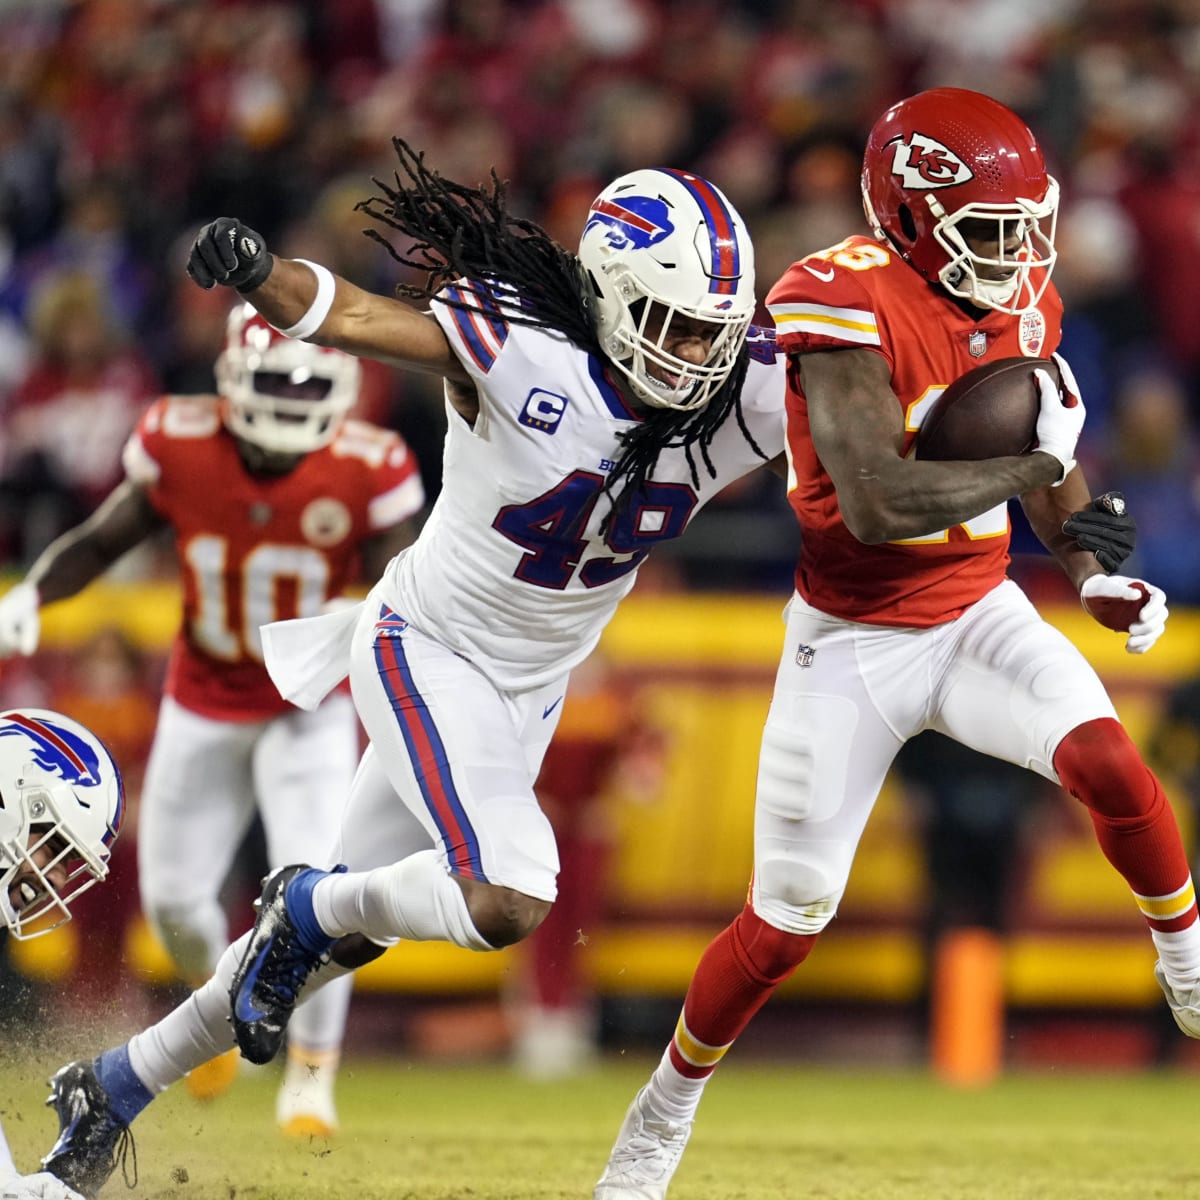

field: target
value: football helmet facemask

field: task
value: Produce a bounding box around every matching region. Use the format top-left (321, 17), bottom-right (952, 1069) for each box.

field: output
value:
top-left (216, 303), bottom-right (360, 454)
top-left (861, 87), bottom-right (1058, 314)
top-left (0, 709), bottom-right (124, 940)
top-left (578, 168), bottom-right (756, 412)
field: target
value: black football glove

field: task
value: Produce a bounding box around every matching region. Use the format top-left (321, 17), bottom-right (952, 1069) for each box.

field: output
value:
top-left (1062, 491), bottom-right (1136, 574)
top-left (187, 217), bottom-right (274, 293)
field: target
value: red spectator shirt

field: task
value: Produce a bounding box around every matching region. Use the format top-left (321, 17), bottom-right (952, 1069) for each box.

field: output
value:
top-left (123, 396), bottom-right (424, 721)
top-left (766, 235), bottom-right (1063, 628)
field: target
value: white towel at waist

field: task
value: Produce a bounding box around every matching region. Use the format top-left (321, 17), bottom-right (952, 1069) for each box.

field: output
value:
top-left (261, 600), bottom-right (364, 711)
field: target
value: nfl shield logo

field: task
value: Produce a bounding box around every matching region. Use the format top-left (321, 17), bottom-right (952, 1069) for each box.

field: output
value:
top-left (968, 330), bottom-right (987, 358)
top-left (795, 643), bottom-right (815, 668)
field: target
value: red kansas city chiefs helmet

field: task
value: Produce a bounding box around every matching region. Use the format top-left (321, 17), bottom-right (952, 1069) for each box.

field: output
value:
top-left (861, 88), bottom-right (1058, 314)
top-left (216, 303), bottom-right (361, 455)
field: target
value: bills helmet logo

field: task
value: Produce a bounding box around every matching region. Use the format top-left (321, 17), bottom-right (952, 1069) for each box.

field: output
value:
top-left (890, 133), bottom-right (974, 189)
top-left (0, 713), bottom-right (104, 791)
top-left (583, 195), bottom-right (675, 251)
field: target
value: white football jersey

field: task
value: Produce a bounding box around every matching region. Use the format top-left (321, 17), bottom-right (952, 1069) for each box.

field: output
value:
top-left (379, 292), bottom-right (786, 691)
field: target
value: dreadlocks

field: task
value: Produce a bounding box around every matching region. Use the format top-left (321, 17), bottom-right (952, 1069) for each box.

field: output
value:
top-left (357, 137), bottom-right (768, 524)
top-left (357, 138), bottom-right (595, 347)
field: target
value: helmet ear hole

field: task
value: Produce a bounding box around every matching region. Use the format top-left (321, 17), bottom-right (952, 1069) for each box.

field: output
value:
top-left (898, 204), bottom-right (917, 242)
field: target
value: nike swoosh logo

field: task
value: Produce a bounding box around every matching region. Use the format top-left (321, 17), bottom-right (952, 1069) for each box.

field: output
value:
top-left (234, 943), bottom-right (273, 1023)
top-left (543, 696), bottom-right (564, 720)
top-left (803, 263), bottom-right (835, 282)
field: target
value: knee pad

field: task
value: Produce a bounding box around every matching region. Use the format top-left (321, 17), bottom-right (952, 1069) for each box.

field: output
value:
top-left (1054, 718), bottom-right (1158, 820)
top-left (734, 903), bottom-right (818, 982)
top-left (754, 842), bottom-right (848, 935)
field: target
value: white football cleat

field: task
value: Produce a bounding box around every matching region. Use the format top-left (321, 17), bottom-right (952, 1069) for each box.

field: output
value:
top-left (276, 1054), bottom-right (338, 1138)
top-left (1155, 962), bottom-right (1200, 1038)
top-left (594, 1087), bottom-right (692, 1200)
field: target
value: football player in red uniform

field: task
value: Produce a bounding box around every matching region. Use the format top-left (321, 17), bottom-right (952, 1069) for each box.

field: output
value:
top-left (0, 304), bottom-right (424, 1137)
top-left (595, 88), bottom-right (1188, 1198)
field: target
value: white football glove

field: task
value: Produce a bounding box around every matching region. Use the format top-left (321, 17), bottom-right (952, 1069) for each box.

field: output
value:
top-left (1080, 573), bottom-right (1169, 654)
top-left (0, 1173), bottom-right (85, 1200)
top-left (1033, 351), bottom-right (1085, 486)
top-left (0, 582), bottom-right (40, 657)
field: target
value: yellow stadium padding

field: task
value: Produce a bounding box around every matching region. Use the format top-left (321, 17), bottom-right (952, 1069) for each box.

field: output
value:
top-left (5, 578), bottom-right (1196, 1012)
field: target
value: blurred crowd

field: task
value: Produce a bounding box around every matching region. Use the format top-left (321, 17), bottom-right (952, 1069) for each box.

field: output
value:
top-left (0, 0), bottom-right (1198, 595)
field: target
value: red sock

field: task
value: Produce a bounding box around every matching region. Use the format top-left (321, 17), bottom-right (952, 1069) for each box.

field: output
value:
top-left (1054, 718), bottom-right (1196, 932)
top-left (668, 902), bottom-right (817, 1079)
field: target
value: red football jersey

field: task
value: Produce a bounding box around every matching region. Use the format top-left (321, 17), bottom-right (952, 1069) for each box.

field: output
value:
top-left (123, 396), bottom-right (425, 720)
top-left (766, 234), bottom-right (1063, 627)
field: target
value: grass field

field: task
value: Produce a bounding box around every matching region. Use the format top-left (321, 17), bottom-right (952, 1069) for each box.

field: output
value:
top-left (3, 1052), bottom-right (1199, 1200)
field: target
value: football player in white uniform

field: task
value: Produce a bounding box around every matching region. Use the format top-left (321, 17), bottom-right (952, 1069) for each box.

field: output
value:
top-left (0, 709), bottom-right (124, 1200)
top-left (33, 147), bottom-right (788, 1197)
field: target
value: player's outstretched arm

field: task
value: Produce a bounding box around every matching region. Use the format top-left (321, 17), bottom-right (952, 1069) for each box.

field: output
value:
top-left (0, 481), bottom-right (161, 657)
top-left (26, 481), bottom-right (161, 606)
top-left (187, 218), bottom-right (469, 384)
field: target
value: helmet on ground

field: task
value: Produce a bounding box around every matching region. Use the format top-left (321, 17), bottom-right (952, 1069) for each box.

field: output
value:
top-left (215, 302), bottom-right (360, 454)
top-left (861, 88), bottom-right (1058, 314)
top-left (0, 709), bottom-right (124, 939)
top-left (578, 168), bottom-right (756, 411)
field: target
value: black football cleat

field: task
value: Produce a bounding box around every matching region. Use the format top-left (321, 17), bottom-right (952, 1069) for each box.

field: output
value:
top-left (229, 863), bottom-right (341, 1065)
top-left (41, 1060), bottom-right (136, 1199)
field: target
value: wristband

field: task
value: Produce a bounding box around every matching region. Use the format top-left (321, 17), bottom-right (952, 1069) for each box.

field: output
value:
top-left (278, 260), bottom-right (336, 340)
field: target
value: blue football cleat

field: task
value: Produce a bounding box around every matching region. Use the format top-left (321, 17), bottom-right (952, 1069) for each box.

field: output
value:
top-left (41, 1060), bottom-right (136, 1199)
top-left (228, 863), bottom-right (342, 1065)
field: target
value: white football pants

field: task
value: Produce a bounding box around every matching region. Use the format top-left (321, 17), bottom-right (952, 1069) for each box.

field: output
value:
top-left (752, 580), bottom-right (1119, 935)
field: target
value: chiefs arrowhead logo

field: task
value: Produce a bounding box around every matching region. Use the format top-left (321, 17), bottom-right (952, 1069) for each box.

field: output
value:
top-left (890, 133), bottom-right (973, 189)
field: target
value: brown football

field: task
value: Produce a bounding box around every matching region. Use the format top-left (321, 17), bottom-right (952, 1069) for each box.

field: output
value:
top-left (914, 356), bottom-right (1061, 462)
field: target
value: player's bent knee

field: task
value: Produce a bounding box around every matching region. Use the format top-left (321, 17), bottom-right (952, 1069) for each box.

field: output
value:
top-left (458, 878), bottom-right (551, 948)
top-left (1054, 717), bottom-right (1156, 819)
top-left (755, 847), bottom-right (846, 935)
top-left (331, 933), bottom-right (388, 969)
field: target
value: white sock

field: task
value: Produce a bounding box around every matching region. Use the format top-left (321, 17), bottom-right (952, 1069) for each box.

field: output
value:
top-left (127, 931), bottom-right (360, 1093)
top-left (311, 848), bottom-right (491, 950)
top-left (127, 935), bottom-right (246, 1093)
top-left (1154, 923), bottom-right (1200, 989)
top-left (645, 1045), bottom-right (709, 1125)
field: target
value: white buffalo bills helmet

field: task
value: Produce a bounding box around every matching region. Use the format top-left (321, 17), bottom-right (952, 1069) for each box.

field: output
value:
top-left (216, 302), bottom-right (361, 454)
top-left (0, 709), bottom-right (125, 939)
top-left (578, 168), bottom-right (756, 412)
